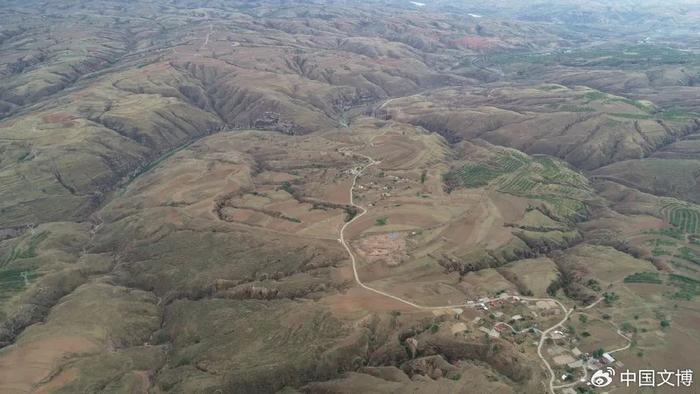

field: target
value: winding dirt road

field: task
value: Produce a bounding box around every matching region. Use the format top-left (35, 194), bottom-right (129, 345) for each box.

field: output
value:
top-left (339, 151), bottom-right (429, 309)
top-left (538, 302), bottom-right (573, 393)
top-left (338, 149), bottom-right (628, 394)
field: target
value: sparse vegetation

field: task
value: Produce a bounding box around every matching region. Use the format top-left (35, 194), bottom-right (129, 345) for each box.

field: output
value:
top-left (603, 291), bottom-right (619, 305)
top-left (585, 279), bottom-right (601, 292)
top-left (280, 181), bottom-right (295, 195)
top-left (345, 206), bottom-right (359, 222)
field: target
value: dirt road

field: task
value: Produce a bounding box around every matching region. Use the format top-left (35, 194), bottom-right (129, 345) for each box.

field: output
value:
top-left (339, 149), bottom-right (618, 394)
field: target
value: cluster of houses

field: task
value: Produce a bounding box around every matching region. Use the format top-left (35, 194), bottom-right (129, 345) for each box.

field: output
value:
top-left (469, 292), bottom-right (523, 312)
top-left (464, 291), bottom-right (624, 391)
top-left (546, 323), bottom-right (622, 387)
top-left (466, 293), bottom-right (534, 338)
top-left (553, 344), bottom-right (621, 390)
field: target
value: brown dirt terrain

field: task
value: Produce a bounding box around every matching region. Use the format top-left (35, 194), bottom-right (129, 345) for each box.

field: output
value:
top-left (381, 85), bottom-right (699, 170)
top-left (0, 337), bottom-right (96, 393)
top-left (1, 0), bottom-right (700, 392)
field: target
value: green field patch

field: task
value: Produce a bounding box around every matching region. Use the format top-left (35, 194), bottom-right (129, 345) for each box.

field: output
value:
top-left (606, 103), bottom-right (696, 121)
top-left (584, 91), bottom-right (608, 102)
top-left (485, 44), bottom-right (700, 70)
top-left (497, 156), bottom-right (591, 221)
top-left (644, 227), bottom-right (685, 240)
top-left (448, 164), bottom-right (502, 188)
top-left (445, 152), bottom-right (591, 221)
top-left (558, 104), bottom-right (595, 113)
top-left (444, 152), bottom-right (529, 189)
top-left (647, 238), bottom-right (677, 247)
top-left (0, 267), bottom-right (40, 302)
top-left (624, 272), bottom-right (662, 284)
top-left (660, 203), bottom-right (700, 234)
top-left (652, 248), bottom-right (671, 257)
top-left (608, 112), bottom-right (652, 120)
top-left (658, 107), bottom-right (699, 121)
top-left (538, 85), bottom-right (566, 91)
top-left (647, 237), bottom-right (676, 257)
top-left (671, 259), bottom-right (699, 273)
top-left (668, 274), bottom-right (700, 300)
top-left (1, 231), bottom-right (49, 265)
top-left (675, 247), bottom-right (700, 266)
top-left (606, 97), bottom-right (654, 113)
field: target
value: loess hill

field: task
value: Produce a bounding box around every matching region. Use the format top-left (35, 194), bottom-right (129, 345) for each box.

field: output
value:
top-left (1, 1), bottom-right (700, 393)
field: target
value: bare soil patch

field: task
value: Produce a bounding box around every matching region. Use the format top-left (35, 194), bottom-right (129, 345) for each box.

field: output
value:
top-left (0, 336), bottom-right (97, 393)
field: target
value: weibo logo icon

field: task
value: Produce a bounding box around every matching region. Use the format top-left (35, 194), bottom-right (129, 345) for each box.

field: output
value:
top-left (589, 367), bottom-right (615, 388)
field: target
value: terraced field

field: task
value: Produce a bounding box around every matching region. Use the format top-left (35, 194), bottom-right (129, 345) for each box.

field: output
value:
top-left (497, 157), bottom-right (592, 221)
top-left (444, 152), bottom-right (529, 189)
top-left (661, 203), bottom-right (700, 234)
top-left (444, 152), bottom-right (591, 221)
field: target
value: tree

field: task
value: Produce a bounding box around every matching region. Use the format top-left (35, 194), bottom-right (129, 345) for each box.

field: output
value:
top-left (579, 314), bottom-right (588, 324)
top-left (280, 181), bottom-right (294, 194)
top-left (603, 291), bottom-right (619, 305)
top-left (546, 280), bottom-right (561, 296)
top-left (592, 348), bottom-right (605, 358)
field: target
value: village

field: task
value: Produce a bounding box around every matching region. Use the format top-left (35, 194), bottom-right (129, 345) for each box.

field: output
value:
top-left (432, 291), bottom-right (627, 392)
top-left (338, 148), bottom-right (631, 393)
